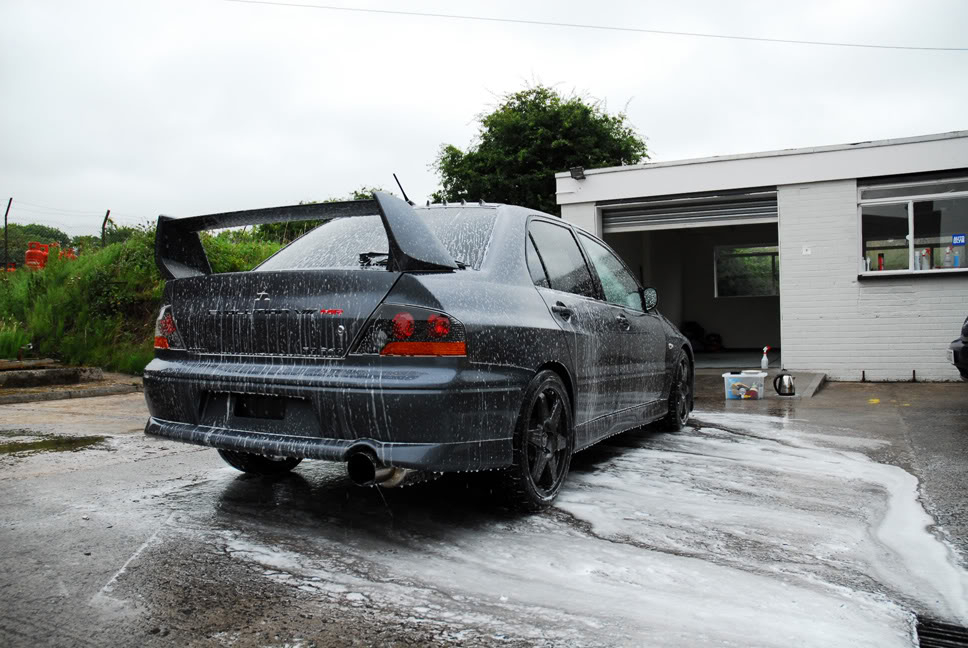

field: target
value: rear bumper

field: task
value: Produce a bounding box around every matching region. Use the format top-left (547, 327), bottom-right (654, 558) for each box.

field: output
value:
top-left (142, 356), bottom-right (527, 471)
top-left (145, 418), bottom-right (509, 471)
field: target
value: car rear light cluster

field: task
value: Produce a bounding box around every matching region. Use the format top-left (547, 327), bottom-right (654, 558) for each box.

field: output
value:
top-left (154, 305), bottom-right (185, 350)
top-left (353, 305), bottom-right (466, 356)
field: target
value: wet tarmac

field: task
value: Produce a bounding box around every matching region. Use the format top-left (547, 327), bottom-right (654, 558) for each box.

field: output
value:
top-left (0, 385), bottom-right (965, 647)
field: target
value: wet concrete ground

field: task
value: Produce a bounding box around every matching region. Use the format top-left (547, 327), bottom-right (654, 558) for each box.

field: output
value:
top-left (699, 381), bottom-right (968, 557)
top-left (0, 385), bottom-right (965, 647)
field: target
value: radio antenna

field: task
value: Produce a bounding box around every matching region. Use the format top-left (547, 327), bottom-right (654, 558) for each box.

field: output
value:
top-left (393, 173), bottom-right (414, 206)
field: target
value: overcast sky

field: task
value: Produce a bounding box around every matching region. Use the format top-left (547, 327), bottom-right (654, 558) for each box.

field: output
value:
top-left (1, 0), bottom-right (966, 236)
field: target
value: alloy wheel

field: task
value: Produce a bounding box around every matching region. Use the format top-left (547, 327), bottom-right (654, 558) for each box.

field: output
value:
top-left (525, 388), bottom-right (570, 496)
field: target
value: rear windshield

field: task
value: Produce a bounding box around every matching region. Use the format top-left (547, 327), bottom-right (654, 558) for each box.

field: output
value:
top-left (256, 208), bottom-right (496, 272)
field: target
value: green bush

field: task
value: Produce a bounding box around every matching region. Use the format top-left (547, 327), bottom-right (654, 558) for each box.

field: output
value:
top-left (0, 319), bottom-right (30, 359)
top-left (201, 230), bottom-right (281, 273)
top-left (0, 225), bottom-right (281, 374)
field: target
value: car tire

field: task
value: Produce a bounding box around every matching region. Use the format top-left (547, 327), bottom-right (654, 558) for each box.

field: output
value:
top-left (660, 352), bottom-right (692, 431)
top-left (217, 449), bottom-right (302, 475)
top-left (502, 370), bottom-right (575, 512)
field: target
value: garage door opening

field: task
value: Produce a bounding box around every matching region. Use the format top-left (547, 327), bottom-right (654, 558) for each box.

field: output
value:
top-left (602, 219), bottom-right (781, 369)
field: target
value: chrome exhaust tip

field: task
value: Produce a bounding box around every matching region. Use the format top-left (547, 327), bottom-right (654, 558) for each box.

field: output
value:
top-left (345, 450), bottom-right (418, 488)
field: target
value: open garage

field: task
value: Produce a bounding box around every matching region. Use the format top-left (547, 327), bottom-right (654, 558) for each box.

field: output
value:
top-left (600, 188), bottom-right (781, 368)
top-left (556, 131), bottom-right (968, 380)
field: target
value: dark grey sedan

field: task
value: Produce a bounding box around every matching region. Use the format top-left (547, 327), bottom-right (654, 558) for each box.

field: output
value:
top-left (144, 192), bottom-right (693, 510)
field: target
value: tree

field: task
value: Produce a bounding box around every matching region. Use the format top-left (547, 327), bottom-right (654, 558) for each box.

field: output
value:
top-left (255, 186), bottom-right (391, 243)
top-left (346, 187), bottom-right (389, 202)
top-left (103, 225), bottom-right (142, 246)
top-left (18, 223), bottom-right (72, 247)
top-left (432, 85), bottom-right (648, 215)
top-left (71, 235), bottom-right (103, 255)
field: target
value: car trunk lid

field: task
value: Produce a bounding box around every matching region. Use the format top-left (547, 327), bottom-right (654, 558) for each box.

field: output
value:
top-left (169, 270), bottom-right (399, 358)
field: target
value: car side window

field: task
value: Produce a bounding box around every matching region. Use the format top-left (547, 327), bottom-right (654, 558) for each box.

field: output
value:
top-left (579, 233), bottom-right (643, 311)
top-left (528, 220), bottom-right (597, 298)
top-left (526, 234), bottom-right (550, 288)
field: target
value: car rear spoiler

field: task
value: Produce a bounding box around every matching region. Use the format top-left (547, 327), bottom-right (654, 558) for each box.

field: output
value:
top-left (155, 191), bottom-right (458, 280)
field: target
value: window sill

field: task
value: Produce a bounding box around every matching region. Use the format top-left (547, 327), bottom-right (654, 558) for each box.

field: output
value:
top-left (858, 267), bottom-right (968, 279)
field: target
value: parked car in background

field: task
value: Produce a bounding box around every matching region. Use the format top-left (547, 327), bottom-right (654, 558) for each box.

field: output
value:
top-left (143, 192), bottom-right (693, 510)
top-left (950, 315), bottom-right (968, 381)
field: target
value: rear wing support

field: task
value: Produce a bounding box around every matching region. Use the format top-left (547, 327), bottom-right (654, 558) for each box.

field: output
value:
top-left (154, 193), bottom-right (456, 280)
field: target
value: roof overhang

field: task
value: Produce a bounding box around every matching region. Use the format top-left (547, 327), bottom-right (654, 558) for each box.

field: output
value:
top-left (556, 130), bottom-right (968, 206)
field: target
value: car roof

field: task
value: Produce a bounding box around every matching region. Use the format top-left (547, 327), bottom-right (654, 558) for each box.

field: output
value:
top-left (415, 202), bottom-right (567, 223)
top-left (413, 202), bottom-right (599, 240)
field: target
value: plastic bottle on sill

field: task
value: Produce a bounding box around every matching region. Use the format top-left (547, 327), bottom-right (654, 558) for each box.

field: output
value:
top-left (943, 246), bottom-right (953, 268)
top-left (761, 346), bottom-right (770, 370)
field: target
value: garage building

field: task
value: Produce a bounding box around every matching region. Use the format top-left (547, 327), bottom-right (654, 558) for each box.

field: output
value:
top-left (555, 131), bottom-right (968, 381)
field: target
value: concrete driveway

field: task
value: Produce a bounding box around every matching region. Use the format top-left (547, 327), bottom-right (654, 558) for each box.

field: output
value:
top-left (0, 385), bottom-right (965, 647)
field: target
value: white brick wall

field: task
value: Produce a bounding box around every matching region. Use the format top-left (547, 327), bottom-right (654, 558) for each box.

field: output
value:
top-left (778, 180), bottom-right (967, 381)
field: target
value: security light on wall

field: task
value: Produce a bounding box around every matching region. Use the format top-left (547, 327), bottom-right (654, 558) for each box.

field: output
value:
top-left (569, 167), bottom-right (586, 180)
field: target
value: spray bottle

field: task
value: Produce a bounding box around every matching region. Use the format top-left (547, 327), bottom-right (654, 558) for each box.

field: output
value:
top-left (761, 346), bottom-right (770, 370)
top-left (943, 246), bottom-right (953, 268)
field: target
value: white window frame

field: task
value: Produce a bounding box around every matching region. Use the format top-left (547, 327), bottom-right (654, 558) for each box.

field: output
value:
top-left (857, 184), bottom-right (968, 277)
top-left (713, 243), bottom-right (779, 298)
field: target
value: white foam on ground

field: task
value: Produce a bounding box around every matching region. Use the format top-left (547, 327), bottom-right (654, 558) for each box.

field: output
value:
top-left (204, 410), bottom-right (968, 646)
top-left (559, 411), bottom-right (968, 623)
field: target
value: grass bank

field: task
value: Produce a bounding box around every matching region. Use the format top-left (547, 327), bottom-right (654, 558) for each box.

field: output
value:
top-left (0, 228), bottom-right (280, 373)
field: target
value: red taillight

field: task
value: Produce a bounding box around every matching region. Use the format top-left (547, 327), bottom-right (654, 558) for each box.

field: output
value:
top-left (158, 313), bottom-right (177, 336)
top-left (154, 305), bottom-right (185, 350)
top-left (381, 341), bottom-right (466, 357)
top-left (353, 305), bottom-right (466, 357)
top-left (427, 313), bottom-right (451, 338)
top-left (391, 312), bottom-right (415, 339)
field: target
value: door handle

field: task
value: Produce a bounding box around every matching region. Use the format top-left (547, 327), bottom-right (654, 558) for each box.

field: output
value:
top-left (615, 313), bottom-right (631, 330)
top-left (551, 302), bottom-right (573, 320)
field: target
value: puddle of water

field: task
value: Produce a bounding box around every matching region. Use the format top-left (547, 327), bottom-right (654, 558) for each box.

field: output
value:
top-left (0, 435), bottom-right (106, 456)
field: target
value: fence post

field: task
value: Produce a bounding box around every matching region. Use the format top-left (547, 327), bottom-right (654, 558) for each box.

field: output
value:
top-left (101, 209), bottom-right (111, 246)
top-left (3, 197), bottom-right (11, 266)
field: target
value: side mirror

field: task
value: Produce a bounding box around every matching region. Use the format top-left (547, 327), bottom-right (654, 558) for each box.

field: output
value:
top-left (641, 287), bottom-right (658, 312)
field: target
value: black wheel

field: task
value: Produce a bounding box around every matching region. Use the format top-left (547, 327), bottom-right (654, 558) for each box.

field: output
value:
top-left (502, 370), bottom-right (574, 512)
top-left (217, 449), bottom-right (302, 475)
top-left (660, 352), bottom-right (692, 431)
